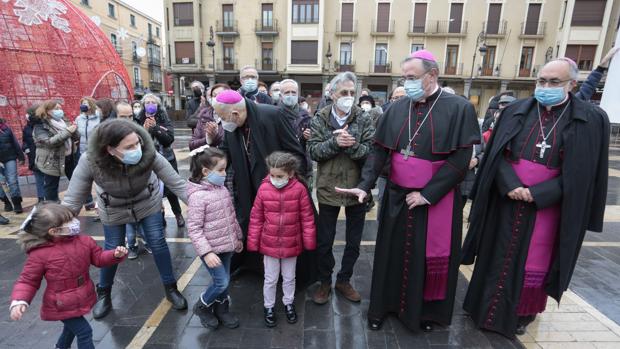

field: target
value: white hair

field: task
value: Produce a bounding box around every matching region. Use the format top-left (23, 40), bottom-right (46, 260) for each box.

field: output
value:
top-left (141, 93), bottom-right (161, 106)
top-left (240, 65), bottom-right (258, 78)
top-left (442, 87), bottom-right (455, 94)
top-left (329, 72), bottom-right (357, 94)
top-left (280, 79), bottom-right (299, 91)
top-left (212, 99), bottom-right (246, 114)
top-left (190, 80), bottom-right (205, 91)
top-left (550, 58), bottom-right (579, 80)
top-left (270, 81), bottom-right (281, 91)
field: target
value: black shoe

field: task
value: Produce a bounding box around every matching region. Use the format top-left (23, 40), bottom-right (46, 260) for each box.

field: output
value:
top-left (11, 197), bottom-right (22, 214)
top-left (284, 304), bottom-right (297, 324)
top-left (368, 317), bottom-right (383, 331)
top-left (193, 300), bottom-right (218, 329)
top-left (0, 214), bottom-right (9, 225)
top-left (214, 297), bottom-right (239, 328)
top-left (516, 315), bottom-right (536, 335)
top-left (175, 214), bottom-right (185, 228)
top-left (2, 197), bottom-right (13, 212)
top-left (420, 321), bottom-right (434, 332)
top-left (164, 282), bottom-right (188, 310)
top-left (127, 246), bottom-right (138, 260)
top-left (92, 285), bottom-right (112, 319)
top-left (37, 197), bottom-right (44, 203)
top-left (264, 307), bottom-right (277, 327)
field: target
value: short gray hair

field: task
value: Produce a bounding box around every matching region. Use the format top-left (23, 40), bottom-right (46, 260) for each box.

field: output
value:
top-left (280, 79), bottom-right (299, 91)
top-left (552, 58), bottom-right (579, 80)
top-left (141, 93), bottom-right (161, 106)
top-left (329, 72), bottom-right (357, 94)
top-left (240, 65), bottom-right (258, 78)
top-left (270, 81), bottom-right (281, 91)
top-left (190, 80), bottom-right (204, 90)
top-left (401, 56), bottom-right (440, 74)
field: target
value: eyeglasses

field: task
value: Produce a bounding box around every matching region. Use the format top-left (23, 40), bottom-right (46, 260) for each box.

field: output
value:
top-left (337, 89), bottom-right (356, 97)
top-left (398, 71), bottom-right (428, 85)
top-left (536, 78), bottom-right (571, 87)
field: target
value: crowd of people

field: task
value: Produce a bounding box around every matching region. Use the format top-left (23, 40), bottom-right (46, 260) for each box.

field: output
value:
top-left (6, 46), bottom-right (615, 348)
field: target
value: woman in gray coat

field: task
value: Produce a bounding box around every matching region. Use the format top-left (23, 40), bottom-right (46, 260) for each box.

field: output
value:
top-left (62, 119), bottom-right (188, 319)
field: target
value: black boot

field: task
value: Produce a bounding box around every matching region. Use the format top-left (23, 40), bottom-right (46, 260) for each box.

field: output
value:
top-left (92, 285), bottom-right (112, 319)
top-left (284, 304), bottom-right (297, 324)
top-left (214, 296), bottom-right (239, 328)
top-left (164, 282), bottom-right (188, 310)
top-left (11, 196), bottom-right (22, 214)
top-left (2, 197), bottom-right (12, 212)
top-left (0, 214), bottom-right (9, 225)
top-left (263, 307), bottom-right (277, 327)
top-left (193, 300), bottom-right (218, 329)
top-left (516, 315), bottom-right (536, 335)
top-left (368, 316), bottom-right (383, 331)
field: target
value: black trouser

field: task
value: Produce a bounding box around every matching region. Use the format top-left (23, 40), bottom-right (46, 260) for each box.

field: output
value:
top-left (163, 159), bottom-right (182, 216)
top-left (43, 173), bottom-right (60, 202)
top-left (316, 203), bottom-right (366, 283)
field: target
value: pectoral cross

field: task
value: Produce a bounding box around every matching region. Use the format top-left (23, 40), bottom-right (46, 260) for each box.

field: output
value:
top-left (400, 144), bottom-right (415, 161)
top-left (536, 140), bottom-right (551, 159)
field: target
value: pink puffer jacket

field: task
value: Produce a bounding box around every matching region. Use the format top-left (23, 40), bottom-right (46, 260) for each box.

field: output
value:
top-left (186, 180), bottom-right (242, 257)
top-left (247, 177), bottom-right (316, 258)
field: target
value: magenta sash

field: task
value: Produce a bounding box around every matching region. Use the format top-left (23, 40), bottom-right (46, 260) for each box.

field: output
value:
top-left (511, 159), bottom-right (560, 315)
top-left (390, 153), bottom-right (454, 301)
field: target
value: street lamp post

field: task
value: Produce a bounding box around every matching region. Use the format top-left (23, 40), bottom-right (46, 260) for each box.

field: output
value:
top-left (325, 42), bottom-right (332, 74)
top-left (467, 31), bottom-right (487, 98)
top-left (206, 26), bottom-right (216, 75)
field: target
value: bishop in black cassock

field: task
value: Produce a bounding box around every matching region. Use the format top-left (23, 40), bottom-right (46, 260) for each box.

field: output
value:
top-left (338, 50), bottom-right (480, 332)
top-left (462, 59), bottom-right (609, 338)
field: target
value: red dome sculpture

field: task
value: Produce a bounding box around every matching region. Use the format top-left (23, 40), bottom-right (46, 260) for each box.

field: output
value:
top-left (0, 0), bottom-right (132, 173)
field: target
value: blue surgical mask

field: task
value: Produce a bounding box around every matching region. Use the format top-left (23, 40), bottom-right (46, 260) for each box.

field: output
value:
top-left (51, 109), bottom-right (64, 120)
top-left (221, 120), bottom-right (238, 132)
top-left (120, 147), bottom-right (142, 165)
top-left (404, 79), bottom-right (425, 101)
top-left (282, 95), bottom-right (298, 107)
top-left (534, 86), bottom-right (566, 107)
top-left (206, 172), bottom-right (226, 186)
top-left (243, 79), bottom-right (258, 92)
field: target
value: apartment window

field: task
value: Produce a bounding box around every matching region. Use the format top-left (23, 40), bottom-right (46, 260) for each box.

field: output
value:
top-left (411, 44), bottom-right (424, 53)
top-left (262, 42), bottom-right (274, 70)
top-left (199, 4), bottom-right (202, 27)
top-left (108, 3), bottom-right (115, 18)
top-left (524, 3), bottom-right (542, 35)
top-left (445, 45), bottom-right (459, 75)
top-left (291, 41), bottom-right (318, 64)
top-left (376, 3), bottom-right (390, 32)
top-left (340, 43), bottom-right (352, 65)
top-left (412, 3), bottom-right (427, 33)
top-left (340, 3), bottom-right (354, 32)
top-left (132, 41), bottom-right (137, 58)
top-left (481, 46), bottom-right (496, 75)
top-left (133, 67), bottom-right (140, 87)
top-left (175, 41), bottom-right (195, 64)
top-left (449, 3), bottom-right (464, 33)
top-left (486, 3), bottom-right (502, 34)
top-left (572, 0), bottom-right (606, 26)
top-left (148, 23), bottom-right (152, 38)
top-left (150, 66), bottom-right (162, 85)
top-left (222, 5), bottom-right (234, 30)
top-left (566, 45), bottom-right (597, 70)
top-left (81, 0), bottom-right (90, 6)
top-left (173, 2), bottom-right (194, 26)
top-left (110, 33), bottom-right (118, 49)
top-left (223, 42), bottom-right (235, 70)
top-left (262, 4), bottom-right (274, 29)
top-left (292, 0), bottom-right (319, 24)
top-left (374, 44), bottom-right (388, 72)
top-left (519, 47), bottom-right (535, 77)
top-left (156, 27), bottom-right (160, 38)
top-left (130, 14), bottom-right (136, 27)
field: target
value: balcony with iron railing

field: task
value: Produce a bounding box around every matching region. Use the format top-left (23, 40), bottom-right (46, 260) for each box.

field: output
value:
top-left (255, 58), bottom-right (278, 72)
top-left (149, 81), bottom-right (162, 91)
top-left (134, 79), bottom-right (144, 89)
top-left (371, 20), bottom-right (395, 36)
top-left (437, 61), bottom-right (464, 76)
top-left (408, 20), bottom-right (468, 37)
top-left (217, 58), bottom-right (238, 72)
top-left (369, 60), bottom-right (392, 74)
top-left (483, 20), bottom-right (508, 37)
top-left (132, 52), bottom-right (141, 63)
top-left (255, 19), bottom-right (279, 35)
top-left (478, 64), bottom-right (502, 77)
top-left (215, 20), bottom-right (239, 36)
top-left (514, 64), bottom-right (541, 78)
top-left (336, 60), bottom-right (355, 72)
top-left (113, 45), bottom-right (122, 56)
top-left (519, 21), bottom-right (546, 38)
top-left (335, 20), bottom-right (358, 36)
top-left (148, 54), bottom-right (161, 66)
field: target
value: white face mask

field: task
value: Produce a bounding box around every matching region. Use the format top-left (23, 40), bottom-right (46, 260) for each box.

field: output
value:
top-left (133, 107), bottom-right (141, 116)
top-left (361, 104), bottom-right (372, 112)
top-left (221, 120), bottom-right (238, 132)
top-left (271, 91), bottom-right (281, 101)
top-left (270, 176), bottom-right (289, 189)
top-left (336, 96), bottom-right (355, 113)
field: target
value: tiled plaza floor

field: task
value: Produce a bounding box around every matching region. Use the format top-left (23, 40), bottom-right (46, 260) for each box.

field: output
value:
top-left (0, 125), bottom-right (619, 348)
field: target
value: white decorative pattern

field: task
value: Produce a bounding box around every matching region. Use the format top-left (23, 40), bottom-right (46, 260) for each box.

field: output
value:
top-left (90, 15), bottom-right (101, 27)
top-left (116, 27), bottom-right (128, 40)
top-left (11, 0), bottom-right (71, 33)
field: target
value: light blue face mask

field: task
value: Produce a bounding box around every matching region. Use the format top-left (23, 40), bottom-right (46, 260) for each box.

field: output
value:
top-left (282, 95), bottom-right (298, 107)
top-left (206, 172), bottom-right (226, 186)
top-left (121, 147), bottom-right (142, 165)
top-left (243, 79), bottom-right (258, 92)
top-left (534, 86), bottom-right (566, 106)
top-left (51, 109), bottom-right (64, 120)
top-left (404, 79), bottom-right (425, 101)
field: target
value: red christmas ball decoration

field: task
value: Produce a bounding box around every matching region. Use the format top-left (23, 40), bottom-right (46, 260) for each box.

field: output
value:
top-left (0, 0), bottom-right (133, 174)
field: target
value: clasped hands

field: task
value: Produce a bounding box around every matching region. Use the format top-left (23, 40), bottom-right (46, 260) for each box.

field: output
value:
top-left (507, 187), bottom-right (534, 203)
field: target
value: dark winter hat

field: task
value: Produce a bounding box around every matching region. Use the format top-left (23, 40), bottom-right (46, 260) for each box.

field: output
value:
top-left (358, 95), bottom-right (376, 108)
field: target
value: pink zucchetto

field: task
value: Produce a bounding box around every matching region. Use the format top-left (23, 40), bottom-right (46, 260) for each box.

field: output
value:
top-left (410, 49), bottom-right (437, 63)
top-left (215, 90), bottom-right (243, 104)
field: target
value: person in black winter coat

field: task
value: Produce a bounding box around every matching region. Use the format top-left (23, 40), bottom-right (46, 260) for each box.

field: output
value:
top-left (136, 93), bottom-right (185, 228)
top-left (22, 105), bottom-right (45, 204)
top-left (0, 117), bottom-right (26, 214)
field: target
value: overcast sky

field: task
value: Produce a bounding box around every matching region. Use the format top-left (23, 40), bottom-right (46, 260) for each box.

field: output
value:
top-left (122, 0), bottom-right (164, 23)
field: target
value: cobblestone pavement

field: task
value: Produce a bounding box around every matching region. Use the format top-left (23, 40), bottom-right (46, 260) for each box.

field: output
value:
top-left (0, 124), bottom-right (619, 348)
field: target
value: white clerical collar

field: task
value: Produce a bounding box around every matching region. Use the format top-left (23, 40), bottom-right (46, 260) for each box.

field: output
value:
top-left (331, 105), bottom-right (350, 126)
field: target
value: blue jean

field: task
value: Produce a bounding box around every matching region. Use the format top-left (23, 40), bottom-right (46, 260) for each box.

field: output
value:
top-left (99, 211), bottom-right (176, 287)
top-left (0, 160), bottom-right (21, 198)
top-left (55, 316), bottom-right (94, 349)
top-left (200, 252), bottom-right (232, 305)
top-left (33, 168), bottom-right (45, 199)
top-left (43, 173), bottom-right (60, 202)
top-left (126, 223), bottom-right (149, 249)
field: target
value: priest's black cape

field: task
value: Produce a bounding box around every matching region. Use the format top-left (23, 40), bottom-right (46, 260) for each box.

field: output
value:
top-left (358, 90), bottom-right (480, 331)
top-left (221, 98), bottom-right (318, 286)
top-left (461, 94), bottom-right (609, 338)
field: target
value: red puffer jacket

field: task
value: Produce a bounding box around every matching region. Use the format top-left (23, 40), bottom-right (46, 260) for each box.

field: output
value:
top-left (247, 177), bottom-right (316, 258)
top-left (11, 235), bottom-right (124, 321)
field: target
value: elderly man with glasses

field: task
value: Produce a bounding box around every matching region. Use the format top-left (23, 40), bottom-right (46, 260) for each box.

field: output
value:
top-left (337, 50), bottom-right (480, 332)
top-left (461, 58), bottom-right (610, 338)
